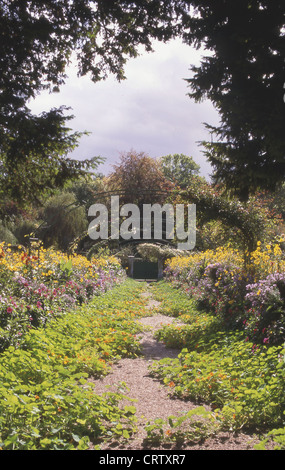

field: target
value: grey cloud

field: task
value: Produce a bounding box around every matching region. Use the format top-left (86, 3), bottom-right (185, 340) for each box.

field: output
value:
top-left (30, 39), bottom-right (220, 179)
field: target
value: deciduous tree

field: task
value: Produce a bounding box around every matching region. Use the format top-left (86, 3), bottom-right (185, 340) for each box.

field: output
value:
top-left (105, 150), bottom-right (174, 208)
top-left (0, 0), bottom-right (181, 204)
top-left (2, 0), bottom-right (284, 205)
top-left (160, 153), bottom-right (200, 189)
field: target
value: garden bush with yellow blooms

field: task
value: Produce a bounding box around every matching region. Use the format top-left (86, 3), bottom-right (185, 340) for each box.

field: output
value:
top-left (0, 242), bottom-right (125, 351)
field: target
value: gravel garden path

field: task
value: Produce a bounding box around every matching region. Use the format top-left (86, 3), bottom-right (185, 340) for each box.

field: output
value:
top-left (91, 285), bottom-right (259, 451)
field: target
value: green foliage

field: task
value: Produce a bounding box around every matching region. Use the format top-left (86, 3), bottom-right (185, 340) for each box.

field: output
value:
top-left (66, 175), bottom-right (105, 217)
top-left (105, 150), bottom-right (173, 208)
top-left (179, 176), bottom-right (265, 252)
top-left (159, 153), bottom-right (200, 189)
top-left (150, 339), bottom-right (285, 432)
top-left (184, 1), bottom-right (284, 199)
top-left (0, 200), bottom-right (40, 245)
top-left (9, 219), bottom-right (39, 246)
top-left (144, 407), bottom-right (218, 446)
top-left (59, 259), bottom-right (73, 278)
top-left (0, 1), bottom-right (180, 205)
top-left (1, 1), bottom-right (283, 204)
top-left (150, 279), bottom-right (197, 315)
top-left (136, 243), bottom-right (183, 263)
top-left (255, 427), bottom-right (285, 450)
top-left (0, 279), bottom-right (150, 449)
top-left (0, 221), bottom-right (18, 245)
top-left (0, 1), bottom-right (181, 99)
top-left (39, 192), bottom-right (87, 251)
top-left (149, 281), bottom-right (285, 434)
top-left (0, 340), bottom-right (137, 450)
top-left (0, 105), bottom-right (102, 205)
top-left (152, 281), bottom-right (222, 349)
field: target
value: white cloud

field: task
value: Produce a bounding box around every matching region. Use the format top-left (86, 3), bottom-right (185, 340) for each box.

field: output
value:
top-left (29, 39), bottom-right (220, 179)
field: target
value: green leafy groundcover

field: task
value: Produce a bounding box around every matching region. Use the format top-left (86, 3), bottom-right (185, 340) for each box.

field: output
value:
top-left (2, 277), bottom-right (285, 450)
top-left (149, 281), bottom-right (285, 449)
top-left (0, 279), bottom-right (149, 450)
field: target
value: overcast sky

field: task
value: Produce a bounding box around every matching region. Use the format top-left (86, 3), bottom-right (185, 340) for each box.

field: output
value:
top-left (29, 38), bottom-right (220, 179)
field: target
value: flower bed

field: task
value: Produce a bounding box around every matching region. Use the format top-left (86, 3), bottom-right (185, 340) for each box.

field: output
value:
top-left (0, 242), bottom-right (125, 350)
top-left (165, 240), bottom-right (285, 345)
top-left (149, 281), bottom-right (285, 444)
top-left (0, 279), bottom-right (149, 450)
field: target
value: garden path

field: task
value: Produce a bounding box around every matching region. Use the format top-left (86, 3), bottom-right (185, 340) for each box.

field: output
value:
top-left (91, 284), bottom-right (258, 450)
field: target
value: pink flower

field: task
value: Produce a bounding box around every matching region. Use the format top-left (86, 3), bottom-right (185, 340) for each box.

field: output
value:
top-left (7, 307), bottom-right (13, 313)
top-left (36, 301), bottom-right (42, 309)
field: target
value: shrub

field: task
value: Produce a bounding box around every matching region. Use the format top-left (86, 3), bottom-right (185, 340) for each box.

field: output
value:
top-left (0, 222), bottom-right (18, 244)
top-left (40, 192), bottom-right (87, 251)
top-left (164, 240), bottom-right (285, 344)
top-left (244, 273), bottom-right (285, 345)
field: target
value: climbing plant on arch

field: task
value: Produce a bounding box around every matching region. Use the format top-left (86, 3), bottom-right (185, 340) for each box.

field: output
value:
top-left (174, 176), bottom-right (267, 255)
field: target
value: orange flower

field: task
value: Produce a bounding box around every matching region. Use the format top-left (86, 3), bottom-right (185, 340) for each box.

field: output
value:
top-left (168, 381), bottom-right (175, 387)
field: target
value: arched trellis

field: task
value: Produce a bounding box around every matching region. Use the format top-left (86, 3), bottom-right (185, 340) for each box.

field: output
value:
top-left (85, 227), bottom-right (179, 263)
top-left (86, 187), bottom-right (173, 204)
top-left (29, 184), bottom-right (261, 260)
top-left (85, 187), bottom-right (183, 254)
top-left (179, 186), bottom-right (264, 255)
top-left (31, 187), bottom-right (179, 255)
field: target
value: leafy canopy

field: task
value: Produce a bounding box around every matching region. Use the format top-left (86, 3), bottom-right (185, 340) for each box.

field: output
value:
top-left (182, 0), bottom-right (285, 199)
top-left (160, 153), bottom-right (200, 189)
top-left (0, 0), bottom-right (181, 204)
top-left (1, 1), bottom-right (284, 204)
top-left (105, 150), bottom-right (174, 207)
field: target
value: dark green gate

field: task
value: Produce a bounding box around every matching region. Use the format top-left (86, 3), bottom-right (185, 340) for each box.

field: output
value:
top-left (133, 259), bottom-right (158, 280)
